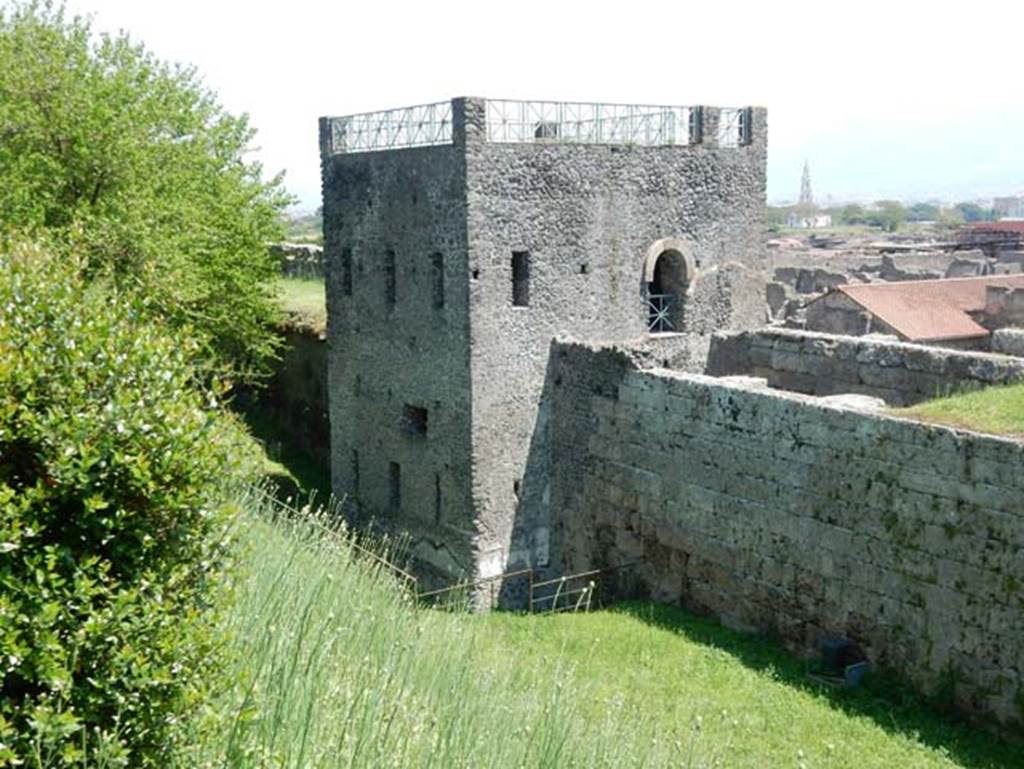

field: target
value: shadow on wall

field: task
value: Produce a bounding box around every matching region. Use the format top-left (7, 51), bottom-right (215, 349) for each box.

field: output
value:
top-left (616, 601), bottom-right (1024, 768)
top-left (498, 356), bottom-right (559, 608)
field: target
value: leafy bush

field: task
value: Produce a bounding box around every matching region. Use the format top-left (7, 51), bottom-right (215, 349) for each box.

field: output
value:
top-left (0, 241), bottom-right (257, 766)
top-left (0, 1), bottom-right (292, 383)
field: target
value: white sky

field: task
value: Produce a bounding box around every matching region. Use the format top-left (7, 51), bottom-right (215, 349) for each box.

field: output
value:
top-left (61, 0), bottom-right (1024, 210)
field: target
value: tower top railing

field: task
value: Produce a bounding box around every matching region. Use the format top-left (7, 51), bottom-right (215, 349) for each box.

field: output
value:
top-left (321, 99), bottom-right (754, 156)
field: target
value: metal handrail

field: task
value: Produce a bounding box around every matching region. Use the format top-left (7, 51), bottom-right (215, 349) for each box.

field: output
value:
top-left (248, 480), bottom-right (641, 613)
top-left (416, 567), bottom-right (533, 601)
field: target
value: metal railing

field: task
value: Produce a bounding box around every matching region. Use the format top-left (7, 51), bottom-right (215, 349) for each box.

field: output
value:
top-left (717, 107), bottom-right (749, 148)
top-left (647, 293), bottom-right (676, 333)
top-left (529, 571), bottom-right (596, 613)
top-left (323, 100), bottom-right (752, 153)
top-left (249, 484), bottom-right (642, 614)
top-left (486, 100), bottom-right (696, 146)
top-left (417, 567), bottom-right (533, 607)
top-left (325, 100), bottom-right (453, 154)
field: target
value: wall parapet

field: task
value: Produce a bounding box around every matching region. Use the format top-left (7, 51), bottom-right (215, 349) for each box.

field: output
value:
top-left (707, 327), bottom-right (1024, 406)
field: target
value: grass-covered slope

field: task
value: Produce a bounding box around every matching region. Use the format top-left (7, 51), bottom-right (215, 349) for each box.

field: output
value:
top-left (275, 277), bottom-right (326, 334)
top-left (191, 493), bottom-right (1022, 769)
top-left (893, 384), bottom-right (1024, 438)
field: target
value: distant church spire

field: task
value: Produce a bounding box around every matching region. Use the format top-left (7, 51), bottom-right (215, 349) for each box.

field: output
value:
top-left (799, 160), bottom-right (814, 208)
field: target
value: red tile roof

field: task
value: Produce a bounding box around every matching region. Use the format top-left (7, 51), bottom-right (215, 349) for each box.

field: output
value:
top-left (834, 275), bottom-right (1024, 342)
top-left (969, 221), bottom-right (1024, 233)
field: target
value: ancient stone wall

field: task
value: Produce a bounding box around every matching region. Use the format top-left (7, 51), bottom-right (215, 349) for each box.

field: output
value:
top-left (992, 328), bottom-right (1024, 358)
top-left (551, 339), bottom-right (1024, 731)
top-left (319, 123), bottom-right (476, 579)
top-left (271, 242), bottom-right (324, 279)
top-left (707, 327), bottom-right (1024, 406)
top-left (258, 327), bottom-right (329, 472)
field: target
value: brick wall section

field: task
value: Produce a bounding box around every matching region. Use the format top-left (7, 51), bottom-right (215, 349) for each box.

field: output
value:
top-left (551, 340), bottom-right (1024, 731)
top-left (707, 327), bottom-right (1024, 406)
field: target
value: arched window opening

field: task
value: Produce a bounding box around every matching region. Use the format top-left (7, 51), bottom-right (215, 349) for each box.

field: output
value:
top-left (647, 249), bottom-right (689, 332)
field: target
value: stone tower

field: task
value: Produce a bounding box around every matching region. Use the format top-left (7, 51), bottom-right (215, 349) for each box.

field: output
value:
top-left (799, 160), bottom-right (814, 209)
top-left (318, 97), bottom-right (767, 590)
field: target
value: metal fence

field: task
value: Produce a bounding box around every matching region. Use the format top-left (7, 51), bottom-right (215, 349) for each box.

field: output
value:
top-left (486, 100), bottom-right (696, 146)
top-left (717, 107), bottom-right (748, 148)
top-left (325, 100), bottom-right (453, 154)
top-left (323, 100), bottom-right (751, 154)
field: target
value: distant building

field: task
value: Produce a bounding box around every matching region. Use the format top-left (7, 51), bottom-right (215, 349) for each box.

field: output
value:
top-left (805, 274), bottom-right (1024, 348)
top-left (786, 212), bottom-right (832, 229)
top-left (958, 221), bottom-right (1024, 256)
top-left (993, 195), bottom-right (1024, 220)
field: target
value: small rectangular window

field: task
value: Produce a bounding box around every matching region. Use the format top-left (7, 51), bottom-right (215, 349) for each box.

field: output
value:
top-left (431, 252), bottom-right (445, 309)
top-left (341, 247), bottom-right (353, 296)
top-left (385, 249), bottom-right (396, 306)
top-left (403, 404), bottom-right (428, 437)
top-left (388, 461), bottom-right (401, 512)
top-left (512, 251), bottom-right (530, 307)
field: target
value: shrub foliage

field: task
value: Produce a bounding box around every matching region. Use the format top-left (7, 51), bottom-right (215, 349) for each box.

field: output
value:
top-left (0, 1), bottom-right (292, 383)
top-left (0, 242), bottom-right (250, 766)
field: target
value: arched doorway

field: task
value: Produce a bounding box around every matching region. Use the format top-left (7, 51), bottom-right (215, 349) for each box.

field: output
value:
top-left (642, 238), bottom-right (697, 333)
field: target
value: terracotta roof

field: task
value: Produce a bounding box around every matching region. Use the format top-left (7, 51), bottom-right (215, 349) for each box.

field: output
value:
top-left (833, 275), bottom-right (1024, 342)
top-left (969, 221), bottom-right (1024, 233)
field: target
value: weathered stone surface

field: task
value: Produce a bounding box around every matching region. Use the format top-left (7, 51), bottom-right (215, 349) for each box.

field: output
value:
top-left (992, 328), bottom-right (1024, 357)
top-left (765, 281), bottom-right (789, 317)
top-left (707, 327), bottom-right (1024, 405)
top-left (271, 242), bottom-right (324, 279)
top-left (945, 257), bottom-right (989, 278)
top-left (319, 98), bottom-right (768, 587)
top-left (552, 339), bottom-right (1024, 732)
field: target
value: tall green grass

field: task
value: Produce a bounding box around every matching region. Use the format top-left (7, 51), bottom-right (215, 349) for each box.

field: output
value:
top-left (187, 491), bottom-right (1022, 768)
top-left (185, 492), bottom-right (701, 768)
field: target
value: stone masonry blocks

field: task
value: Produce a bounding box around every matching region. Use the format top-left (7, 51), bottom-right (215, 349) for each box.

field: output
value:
top-left (552, 338), bottom-right (1024, 733)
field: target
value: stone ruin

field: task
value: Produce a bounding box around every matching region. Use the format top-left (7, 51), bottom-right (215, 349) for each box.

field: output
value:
top-left (316, 98), bottom-right (1024, 733)
top-left (765, 234), bottom-right (1024, 331)
top-left (271, 241), bottom-right (324, 279)
top-left (319, 97), bottom-right (767, 586)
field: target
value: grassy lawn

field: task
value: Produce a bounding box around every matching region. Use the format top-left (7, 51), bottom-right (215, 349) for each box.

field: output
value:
top-left (189, 493), bottom-right (1023, 768)
top-left (274, 276), bottom-right (326, 333)
top-left (892, 384), bottom-right (1024, 438)
top-left (482, 606), bottom-right (1019, 768)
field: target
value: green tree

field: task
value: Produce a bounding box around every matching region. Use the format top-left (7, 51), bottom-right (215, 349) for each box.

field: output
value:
top-left (0, 1), bottom-right (292, 383)
top-left (954, 202), bottom-right (994, 223)
top-left (834, 203), bottom-right (866, 225)
top-left (765, 205), bottom-right (794, 229)
top-left (0, 241), bottom-right (261, 766)
top-left (906, 202), bottom-right (940, 222)
top-left (867, 200), bottom-right (906, 232)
